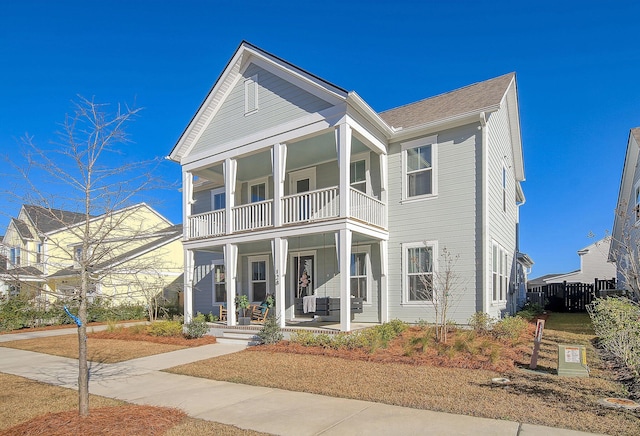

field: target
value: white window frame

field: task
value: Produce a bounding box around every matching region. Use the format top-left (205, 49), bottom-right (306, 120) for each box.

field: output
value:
top-left (350, 245), bottom-right (371, 302)
top-left (248, 255), bottom-right (269, 303)
top-left (10, 247), bottom-right (21, 266)
top-left (212, 261), bottom-right (226, 304)
top-left (211, 187), bottom-right (226, 211)
top-left (492, 242), bottom-right (509, 303)
top-left (248, 177), bottom-right (269, 203)
top-left (350, 153), bottom-right (370, 195)
top-left (401, 135), bottom-right (438, 201)
top-left (244, 74), bottom-right (258, 115)
top-left (402, 240), bottom-right (438, 304)
top-left (36, 243), bottom-right (43, 264)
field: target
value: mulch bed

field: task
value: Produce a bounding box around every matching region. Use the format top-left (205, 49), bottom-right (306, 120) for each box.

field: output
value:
top-left (250, 325), bottom-right (534, 372)
top-left (0, 405), bottom-right (186, 436)
top-left (89, 329), bottom-right (217, 346)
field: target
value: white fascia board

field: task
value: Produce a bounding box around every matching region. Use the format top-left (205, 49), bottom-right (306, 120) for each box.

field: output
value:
top-left (95, 234), bottom-right (182, 273)
top-left (346, 92), bottom-right (395, 138)
top-left (249, 55), bottom-right (346, 107)
top-left (182, 105), bottom-right (346, 172)
top-left (389, 106), bottom-right (501, 143)
top-left (504, 79), bottom-right (525, 182)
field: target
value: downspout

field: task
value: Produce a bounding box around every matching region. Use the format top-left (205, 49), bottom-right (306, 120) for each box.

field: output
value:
top-left (479, 112), bottom-right (488, 314)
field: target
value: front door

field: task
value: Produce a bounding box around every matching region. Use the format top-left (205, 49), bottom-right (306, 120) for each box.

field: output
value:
top-left (293, 254), bottom-right (315, 298)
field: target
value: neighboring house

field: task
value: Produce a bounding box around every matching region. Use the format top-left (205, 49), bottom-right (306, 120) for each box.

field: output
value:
top-left (528, 237), bottom-right (616, 287)
top-left (0, 203), bottom-right (183, 306)
top-left (610, 127), bottom-right (640, 293)
top-left (169, 41), bottom-right (527, 331)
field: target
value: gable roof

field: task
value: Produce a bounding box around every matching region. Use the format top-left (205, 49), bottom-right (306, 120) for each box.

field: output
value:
top-left (379, 73), bottom-right (515, 130)
top-left (48, 224), bottom-right (182, 278)
top-left (23, 205), bottom-right (89, 235)
top-left (11, 218), bottom-right (34, 240)
top-left (169, 41), bottom-right (349, 162)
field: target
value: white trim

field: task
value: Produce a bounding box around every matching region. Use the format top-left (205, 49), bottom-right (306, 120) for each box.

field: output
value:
top-left (350, 152), bottom-right (370, 195)
top-left (211, 187), bottom-right (226, 211)
top-left (401, 240), bottom-right (438, 305)
top-left (491, 241), bottom-right (509, 303)
top-left (248, 177), bottom-right (269, 202)
top-left (211, 260), bottom-right (226, 305)
top-left (401, 135), bottom-right (438, 201)
top-left (350, 245), bottom-right (371, 303)
top-left (289, 167), bottom-right (316, 194)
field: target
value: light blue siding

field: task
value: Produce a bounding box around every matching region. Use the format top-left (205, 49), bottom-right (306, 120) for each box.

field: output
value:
top-left (192, 64), bottom-right (333, 155)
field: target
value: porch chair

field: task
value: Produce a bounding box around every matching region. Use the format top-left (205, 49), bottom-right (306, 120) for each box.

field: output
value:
top-left (218, 305), bottom-right (227, 322)
top-left (251, 304), bottom-right (269, 323)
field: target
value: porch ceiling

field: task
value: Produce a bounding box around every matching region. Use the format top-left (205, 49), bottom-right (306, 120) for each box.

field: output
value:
top-left (192, 132), bottom-right (369, 183)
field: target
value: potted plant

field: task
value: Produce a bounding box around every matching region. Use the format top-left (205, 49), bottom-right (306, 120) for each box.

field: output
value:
top-left (236, 294), bottom-right (251, 325)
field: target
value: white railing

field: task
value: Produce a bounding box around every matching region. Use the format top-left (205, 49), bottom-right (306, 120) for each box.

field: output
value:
top-left (233, 200), bottom-right (273, 232)
top-left (282, 186), bottom-right (339, 225)
top-left (350, 188), bottom-right (386, 228)
top-left (186, 186), bottom-right (387, 240)
top-left (188, 210), bottom-right (226, 239)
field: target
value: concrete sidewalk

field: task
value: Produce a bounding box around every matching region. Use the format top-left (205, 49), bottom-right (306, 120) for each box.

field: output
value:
top-left (0, 329), bottom-right (603, 436)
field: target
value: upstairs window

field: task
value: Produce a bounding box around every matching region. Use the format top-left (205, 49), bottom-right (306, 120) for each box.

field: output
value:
top-left (10, 247), bottom-right (21, 266)
top-left (402, 136), bottom-right (437, 200)
top-left (635, 184), bottom-right (640, 222)
top-left (244, 74), bottom-right (258, 115)
top-left (350, 159), bottom-right (367, 193)
top-left (212, 188), bottom-right (226, 211)
top-left (36, 243), bottom-right (43, 264)
top-left (250, 181), bottom-right (267, 203)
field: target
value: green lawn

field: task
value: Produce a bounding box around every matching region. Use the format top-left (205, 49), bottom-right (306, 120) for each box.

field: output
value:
top-left (544, 312), bottom-right (595, 335)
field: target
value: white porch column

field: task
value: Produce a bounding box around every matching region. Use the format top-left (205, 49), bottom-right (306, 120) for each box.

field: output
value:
top-left (182, 170), bottom-right (194, 239)
top-left (224, 158), bottom-right (237, 235)
top-left (336, 124), bottom-right (352, 219)
top-left (337, 228), bottom-right (352, 332)
top-left (380, 240), bottom-right (389, 323)
top-left (271, 143), bottom-right (287, 227)
top-left (379, 153), bottom-right (388, 228)
top-left (224, 243), bottom-right (238, 326)
top-left (271, 237), bottom-right (288, 328)
top-left (184, 249), bottom-right (194, 323)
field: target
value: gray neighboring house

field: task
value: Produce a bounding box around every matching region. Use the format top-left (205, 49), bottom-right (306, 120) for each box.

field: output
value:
top-left (610, 127), bottom-right (640, 294)
top-left (169, 41), bottom-right (527, 331)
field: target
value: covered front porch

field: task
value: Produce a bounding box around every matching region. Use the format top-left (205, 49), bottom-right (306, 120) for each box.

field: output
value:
top-left (185, 225), bottom-right (389, 332)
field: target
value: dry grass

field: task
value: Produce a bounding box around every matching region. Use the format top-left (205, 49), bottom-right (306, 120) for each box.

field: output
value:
top-left (0, 373), bottom-right (269, 435)
top-left (167, 323), bottom-right (640, 436)
top-left (1, 327), bottom-right (217, 363)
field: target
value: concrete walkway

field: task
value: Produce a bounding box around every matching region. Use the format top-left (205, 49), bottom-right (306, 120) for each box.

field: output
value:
top-left (0, 328), bottom-right (603, 436)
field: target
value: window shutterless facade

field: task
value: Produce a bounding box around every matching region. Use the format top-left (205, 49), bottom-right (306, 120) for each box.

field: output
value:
top-left (401, 135), bottom-right (437, 200)
top-left (402, 241), bottom-right (437, 303)
top-left (249, 255), bottom-right (268, 302)
top-left (212, 263), bottom-right (226, 303)
top-left (492, 242), bottom-right (508, 302)
top-left (350, 246), bottom-right (370, 301)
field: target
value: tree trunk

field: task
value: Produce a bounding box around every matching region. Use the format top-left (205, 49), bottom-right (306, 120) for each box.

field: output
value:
top-left (78, 270), bottom-right (89, 416)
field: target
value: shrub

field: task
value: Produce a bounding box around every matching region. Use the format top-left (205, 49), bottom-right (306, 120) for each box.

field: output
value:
top-left (148, 320), bottom-right (183, 337)
top-left (516, 301), bottom-right (545, 320)
top-left (468, 312), bottom-right (495, 333)
top-left (185, 313), bottom-right (209, 339)
top-left (492, 315), bottom-right (528, 342)
top-left (257, 316), bottom-right (283, 345)
top-left (587, 297), bottom-right (640, 376)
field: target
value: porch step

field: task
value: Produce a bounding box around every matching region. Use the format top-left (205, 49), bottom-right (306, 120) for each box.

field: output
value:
top-left (209, 326), bottom-right (261, 346)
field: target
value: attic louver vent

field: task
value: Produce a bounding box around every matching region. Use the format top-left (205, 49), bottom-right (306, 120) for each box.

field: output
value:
top-left (244, 74), bottom-right (258, 115)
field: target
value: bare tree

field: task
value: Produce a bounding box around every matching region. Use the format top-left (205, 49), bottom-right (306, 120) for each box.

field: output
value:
top-left (3, 97), bottom-right (168, 416)
top-left (413, 245), bottom-right (463, 343)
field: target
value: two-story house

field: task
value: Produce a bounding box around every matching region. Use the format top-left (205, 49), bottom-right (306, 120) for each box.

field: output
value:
top-left (169, 41), bottom-right (526, 331)
top-left (610, 127), bottom-right (640, 297)
top-left (0, 203), bottom-right (183, 306)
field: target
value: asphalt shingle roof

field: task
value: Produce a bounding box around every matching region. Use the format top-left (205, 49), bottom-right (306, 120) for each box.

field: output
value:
top-left (23, 205), bottom-right (90, 234)
top-left (379, 73), bottom-right (515, 129)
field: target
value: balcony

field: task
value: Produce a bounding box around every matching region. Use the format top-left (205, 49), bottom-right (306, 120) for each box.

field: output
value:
top-left (186, 187), bottom-right (386, 240)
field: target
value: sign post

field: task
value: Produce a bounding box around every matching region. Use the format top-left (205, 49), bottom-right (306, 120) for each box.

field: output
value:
top-left (529, 319), bottom-right (545, 369)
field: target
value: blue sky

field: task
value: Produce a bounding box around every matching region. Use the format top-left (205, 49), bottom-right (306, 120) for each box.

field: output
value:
top-left (1, 0), bottom-right (639, 278)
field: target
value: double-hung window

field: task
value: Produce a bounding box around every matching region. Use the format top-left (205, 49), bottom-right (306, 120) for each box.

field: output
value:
top-left (249, 256), bottom-right (268, 302)
top-left (212, 263), bottom-right (226, 303)
top-left (402, 135), bottom-right (437, 200)
top-left (492, 242), bottom-right (508, 302)
top-left (350, 247), bottom-right (370, 301)
top-left (403, 241), bottom-right (437, 302)
top-left (350, 159), bottom-right (367, 193)
top-left (10, 247), bottom-right (21, 266)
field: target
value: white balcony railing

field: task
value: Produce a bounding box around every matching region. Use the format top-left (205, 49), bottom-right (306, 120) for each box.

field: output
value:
top-left (233, 199), bottom-right (273, 232)
top-left (186, 186), bottom-right (386, 240)
top-left (188, 210), bottom-right (225, 239)
top-left (350, 188), bottom-right (386, 228)
top-left (282, 186), bottom-right (339, 225)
